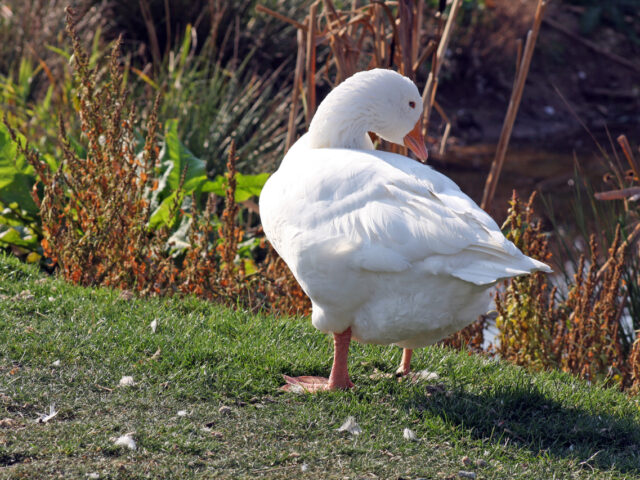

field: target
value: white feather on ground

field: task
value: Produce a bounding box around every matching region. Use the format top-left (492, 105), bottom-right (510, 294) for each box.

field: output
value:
top-left (337, 416), bottom-right (362, 435)
top-left (118, 376), bottom-right (135, 387)
top-left (114, 433), bottom-right (136, 450)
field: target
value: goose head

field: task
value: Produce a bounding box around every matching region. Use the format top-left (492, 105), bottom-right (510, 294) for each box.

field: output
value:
top-left (308, 69), bottom-right (428, 161)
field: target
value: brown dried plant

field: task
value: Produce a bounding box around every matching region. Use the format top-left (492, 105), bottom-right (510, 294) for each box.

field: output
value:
top-left (12, 7), bottom-right (168, 291)
top-left (495, 191), bottom-right (634, 390)
top-left (218, 141), bottom-right (242, 291)
top-left (176, 192), bottom-right (221, 300)
top-left (493, 192), bottom-right (559, 369)
top-left (629, 337), bottom-right (640, 395)
top-left (5, 7), bottom-right (310, 316)
top-left (561, 231), bottom-right (628, 384)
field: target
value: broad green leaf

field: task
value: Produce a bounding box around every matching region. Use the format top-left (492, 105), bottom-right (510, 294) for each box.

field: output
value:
top-left (148, 141), bottom-right (171, 213)
top-left (164, 119), bottom-right (207, 192)
top-left (0, 226), bottom-right (38, 248)
top-left (0, 173), bottom-right (37, 215)
top-left (167, 215), bottom-right (192, 252)
top-left (42, 153), bottom-right (58, 172)
top-left (0, 124), bottom-right (37, 215)
top-left (149, 191), bottom-right (180, 230)
top-left (149, 121), bottom-right (267, 230)
top-left (243, 258), bottom-right (257, 276)
top-left (26, 251), bottom-right (41, 263)
top-left (235, 172), bottom-right (270, 201)
top-left (237, 236), bottom-right (261, 259)
top-left (148, 123), bottom-right (209, 230)
top-left (201, 172), bottom-right (269, 202)
top-left (200, 176), bottom-right (224, 196)
top-left (0, 208), bottom-right (28, 227)
top-left (148, 190), bottom-right (194, 230)
top-left (0, 227), bottom-right (21, 245)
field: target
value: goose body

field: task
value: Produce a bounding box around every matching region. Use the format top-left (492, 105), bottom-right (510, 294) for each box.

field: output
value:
top-left (259, 69), bottom-right (551, 390)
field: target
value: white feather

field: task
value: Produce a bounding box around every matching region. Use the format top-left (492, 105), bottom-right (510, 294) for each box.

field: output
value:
top-left (118, 376), bottom-right (135, 387)
top-left (403, 428), bottom-right (418, 441)
top-left (337, 416), bottom-right (362, 435)
top-left (114, 433), bottom-right (136, 450)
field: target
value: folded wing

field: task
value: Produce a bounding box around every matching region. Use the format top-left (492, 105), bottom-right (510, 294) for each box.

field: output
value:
top-left (286, 148), bottom-right (550, 286)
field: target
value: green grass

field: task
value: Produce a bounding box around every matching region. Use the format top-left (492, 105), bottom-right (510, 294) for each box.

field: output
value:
top-left (1, 254), bottom-right (640, 479)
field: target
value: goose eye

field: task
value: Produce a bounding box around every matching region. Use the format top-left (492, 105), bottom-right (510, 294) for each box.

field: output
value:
top-left (408, 101), bottom-right (416, 109)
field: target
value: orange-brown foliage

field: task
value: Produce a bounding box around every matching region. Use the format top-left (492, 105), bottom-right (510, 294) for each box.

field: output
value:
top-left (22, 11), bottom-right (168, 292)
top-left (8, 7), bottom-right (310, 316)
top-left (495, 192), bottom-right (633, 389)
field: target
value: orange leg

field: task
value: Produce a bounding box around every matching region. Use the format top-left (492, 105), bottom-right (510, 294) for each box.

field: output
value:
top-left (283, 327), bottom-right (354, 392)
top-left (395, 348), bottom-right (412, 376)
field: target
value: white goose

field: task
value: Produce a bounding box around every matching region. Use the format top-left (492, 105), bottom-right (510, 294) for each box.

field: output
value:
top-left (260, 69), bottom-right (551, 392)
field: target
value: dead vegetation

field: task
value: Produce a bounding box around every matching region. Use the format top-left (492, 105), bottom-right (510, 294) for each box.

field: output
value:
top-left (258, 0), bottom-right (464, 155)
top-left (6, 7), bottom-right (309, 315)
top-left (493, 192), bottom-right (638, 391)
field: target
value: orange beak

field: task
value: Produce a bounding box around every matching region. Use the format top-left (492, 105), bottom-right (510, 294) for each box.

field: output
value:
top-left (403, 120), bottom-right (428, 162)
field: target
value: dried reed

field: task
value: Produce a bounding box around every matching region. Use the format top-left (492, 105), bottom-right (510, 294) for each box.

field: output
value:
top-left (258, 0), bottom-right (463, 157)
top-left (480, 0), bottom-right (547, 212)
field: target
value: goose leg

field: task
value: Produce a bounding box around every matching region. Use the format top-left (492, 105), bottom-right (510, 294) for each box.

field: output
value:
top-left (395, 348), bottom-right (413, 376)
top-left (327, 327), bottom-right (355, 389)
top-left (283, 327), bottom-right (354, 392)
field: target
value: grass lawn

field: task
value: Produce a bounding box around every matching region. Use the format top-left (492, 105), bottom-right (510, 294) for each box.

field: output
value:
top-left (1, 254), bottom-right (640, 479)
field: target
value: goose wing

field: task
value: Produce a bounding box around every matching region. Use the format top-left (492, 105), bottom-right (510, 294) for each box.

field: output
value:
top-left (261, 146), bottom-right (550, 286)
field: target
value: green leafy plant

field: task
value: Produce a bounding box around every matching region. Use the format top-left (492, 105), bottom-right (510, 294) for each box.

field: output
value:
top-left (148, 118), bottom-right (269, 231)
top-left (0, 123), bottom-right (41, 259)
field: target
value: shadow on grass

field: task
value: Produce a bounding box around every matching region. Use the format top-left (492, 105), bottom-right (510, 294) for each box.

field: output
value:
top-left (408, 382), bottom-right (640, 473)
